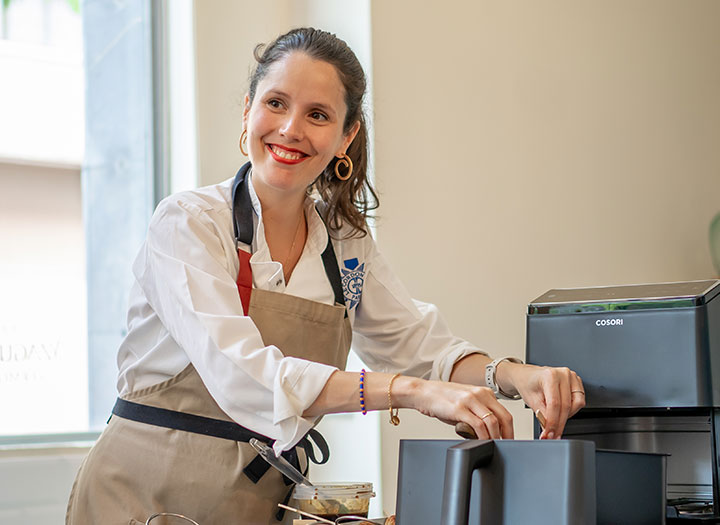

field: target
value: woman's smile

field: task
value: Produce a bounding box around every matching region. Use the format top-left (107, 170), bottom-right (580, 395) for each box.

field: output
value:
top-left (267, 143), bottom-right (309, 164)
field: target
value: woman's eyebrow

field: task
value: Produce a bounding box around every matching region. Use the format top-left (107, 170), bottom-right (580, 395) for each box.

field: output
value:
top-left (266, 89), bottom-right (337, 117)
top-left (309, 102), bottom-right (337, 117)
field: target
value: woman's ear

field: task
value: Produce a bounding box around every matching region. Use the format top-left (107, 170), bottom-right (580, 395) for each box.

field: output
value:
top-left (242, 94), bottom-right (251, 127)
top-left (338, 120), bottom-right (361, 156)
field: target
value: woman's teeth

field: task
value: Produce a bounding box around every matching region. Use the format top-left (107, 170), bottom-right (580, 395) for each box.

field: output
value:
top-left (270, 145), bottom-right (304, 160)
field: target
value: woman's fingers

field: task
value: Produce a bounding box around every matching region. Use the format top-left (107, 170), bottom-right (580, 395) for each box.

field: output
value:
top-left (467, 413), bottom-right (491, 440)
top-left (489, 400), bottom-right (514, 439)
top-left (474, 411), bottom-right (499, 440)
top-left (569, 373), bottom-right (586, 416)
top-left (461, 411), bottom-right (501, 440)
top-left (467, 395), bottom-right (514, 440)
top-left (556, 368), bottom-right (572, 434)
top-left (427, 382), bottom-right (515, 440)
top-left (537, 367), bottom-right (585, 439)
top-left (539, 371), bottom-right (561, 439)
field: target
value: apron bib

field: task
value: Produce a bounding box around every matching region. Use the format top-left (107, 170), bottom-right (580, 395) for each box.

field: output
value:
top-left (66, 164), bottom-right (352, 525)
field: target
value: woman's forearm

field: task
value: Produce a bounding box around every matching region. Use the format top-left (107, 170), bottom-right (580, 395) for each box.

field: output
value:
top-left (449, 353), bottom-right (522, 396)
top-left (303, 370), bottom-right (423, 417)
top-left (304, 353), bottom-right (522, 419)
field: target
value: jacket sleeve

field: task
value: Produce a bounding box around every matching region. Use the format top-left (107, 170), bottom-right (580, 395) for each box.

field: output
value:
top-left (351, 240), bottom-right (488, 381)
top-left (133, 195), bottom-right (337, 452)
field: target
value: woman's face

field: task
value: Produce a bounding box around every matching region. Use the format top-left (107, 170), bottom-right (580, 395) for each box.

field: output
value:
top-left (243, 52), bottom-right (360, 203)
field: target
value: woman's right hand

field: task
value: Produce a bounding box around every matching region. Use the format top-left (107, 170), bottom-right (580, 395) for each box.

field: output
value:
top-left (397, 377), bottom-right (514, 440)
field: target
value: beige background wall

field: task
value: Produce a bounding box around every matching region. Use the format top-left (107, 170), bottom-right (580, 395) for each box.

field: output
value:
top-left (192, 0), bottom-right (720, 514)
top-left (371, 0), bottom-right (720, 510)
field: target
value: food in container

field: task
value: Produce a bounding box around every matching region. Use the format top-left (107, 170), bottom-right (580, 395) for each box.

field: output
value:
top-left (292, 482), bottom-right (375, 520)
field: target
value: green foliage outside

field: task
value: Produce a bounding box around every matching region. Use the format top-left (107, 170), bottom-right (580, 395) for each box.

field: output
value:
top-left (2, 0), bottom-right (80, 14)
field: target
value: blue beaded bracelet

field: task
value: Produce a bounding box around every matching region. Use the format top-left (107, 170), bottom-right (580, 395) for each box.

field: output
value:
top-left (359, 369), bottom-right (367, 415)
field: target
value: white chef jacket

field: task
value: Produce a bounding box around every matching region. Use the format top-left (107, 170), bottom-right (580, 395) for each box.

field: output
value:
top-left (116, 174), bottom-right (487, 453)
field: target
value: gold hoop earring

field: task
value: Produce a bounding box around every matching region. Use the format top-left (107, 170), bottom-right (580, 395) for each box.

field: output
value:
top-left (334, 154), bottom-right (353, 181)
top-left (239, 130), bottom-right (248, 156)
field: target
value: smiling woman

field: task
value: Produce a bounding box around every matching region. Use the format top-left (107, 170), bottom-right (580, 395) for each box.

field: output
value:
top-left (65, 27), bottom-right (584, 525)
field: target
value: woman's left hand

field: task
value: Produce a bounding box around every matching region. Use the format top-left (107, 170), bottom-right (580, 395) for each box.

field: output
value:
top-left (499, 361), bottom-right (585, 439)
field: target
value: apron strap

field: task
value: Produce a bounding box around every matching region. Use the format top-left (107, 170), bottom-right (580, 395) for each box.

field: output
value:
top-left (111, 398), bottom-right (330, 484)
top-left (232, 162), bottom-right (348, 315)
top-left (232, 163), bottom-right (254, 247)
top-left (320, 234), bottom-right (348, 316)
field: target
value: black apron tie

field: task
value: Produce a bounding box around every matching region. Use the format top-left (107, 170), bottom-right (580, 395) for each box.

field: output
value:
top-left (110, 398), bottom-right (330, 485)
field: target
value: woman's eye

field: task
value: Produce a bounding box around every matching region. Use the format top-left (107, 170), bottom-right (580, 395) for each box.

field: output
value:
top-left (267, 99), bottom-right (283, 109)
top-left (310, 111), bottom-right (328, 122)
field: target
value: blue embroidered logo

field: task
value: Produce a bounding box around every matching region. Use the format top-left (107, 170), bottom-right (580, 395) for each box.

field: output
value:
top-left (341, 258), bottom-right (365, 310)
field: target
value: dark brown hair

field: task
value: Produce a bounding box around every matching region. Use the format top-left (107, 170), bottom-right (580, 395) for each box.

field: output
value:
top-left (248, 27), bottom-right (378, 238)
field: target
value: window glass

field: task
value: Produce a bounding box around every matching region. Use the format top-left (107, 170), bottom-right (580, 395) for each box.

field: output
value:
top-left (0, 0), bottom-right (86, 436)
top-left (0, 0), bottom-right (163, 439)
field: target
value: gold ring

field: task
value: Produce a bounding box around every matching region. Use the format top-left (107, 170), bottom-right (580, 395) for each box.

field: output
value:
top-left (571, 390), bottom-right (585, 395)
top-left (480, 413), bottom-right (492, 419)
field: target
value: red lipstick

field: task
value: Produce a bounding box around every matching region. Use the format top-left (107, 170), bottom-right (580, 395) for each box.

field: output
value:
top-left (266, 144), bottom-right (308, 165)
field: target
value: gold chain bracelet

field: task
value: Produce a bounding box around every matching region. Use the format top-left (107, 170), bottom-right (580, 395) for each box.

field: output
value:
top-left (388, 373), bottom-right (401, 425)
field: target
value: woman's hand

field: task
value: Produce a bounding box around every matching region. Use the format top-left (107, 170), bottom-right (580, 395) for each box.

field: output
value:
top-left (497, 361), bottom-right (585, 439)
top-left (396, 378), bottom-right (515, 440)
top-left (450, 354), bottom-right (585, 439)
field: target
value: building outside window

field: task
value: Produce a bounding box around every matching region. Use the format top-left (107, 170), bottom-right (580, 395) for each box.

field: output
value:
top-left (0, 0), bottom-right (162, 439)
top-left (0, 0), bottom-right (87, 437)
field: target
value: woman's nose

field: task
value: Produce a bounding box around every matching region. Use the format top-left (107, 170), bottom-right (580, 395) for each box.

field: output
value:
top-left (279, 114), bottom-right (303, 141)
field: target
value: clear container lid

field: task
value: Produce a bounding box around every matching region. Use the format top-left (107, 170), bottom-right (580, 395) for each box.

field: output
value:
top-left (293, 481), bottom-right (375, 500)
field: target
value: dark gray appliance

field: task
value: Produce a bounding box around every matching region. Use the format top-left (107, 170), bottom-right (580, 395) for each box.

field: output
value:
top-left (526, 279), bottom-right (720, 523)
top-left (395, 439), bottom-right (666, 525)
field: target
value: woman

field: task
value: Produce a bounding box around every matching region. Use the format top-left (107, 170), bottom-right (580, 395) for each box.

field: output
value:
top-left (67, 27), bottom-right (585, 525)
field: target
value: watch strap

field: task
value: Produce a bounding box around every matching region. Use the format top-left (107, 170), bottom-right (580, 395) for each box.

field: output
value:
top-left (485, 357), bottom-right (523, 400)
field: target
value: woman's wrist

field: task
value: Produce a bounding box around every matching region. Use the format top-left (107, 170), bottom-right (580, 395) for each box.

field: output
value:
top-left (389, 375), bottom-right (424, 411)
top-left (495, 360), bottom-right (524, 397)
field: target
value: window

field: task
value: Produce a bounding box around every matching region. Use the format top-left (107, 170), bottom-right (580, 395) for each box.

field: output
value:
top-left (0, 0), bottom-right (173, 439)
top-left (0, 0), bottom-right (87, 436)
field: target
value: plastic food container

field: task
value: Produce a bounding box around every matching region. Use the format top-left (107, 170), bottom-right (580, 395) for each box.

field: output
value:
top-left (292, 482), bottom-right (375, 520)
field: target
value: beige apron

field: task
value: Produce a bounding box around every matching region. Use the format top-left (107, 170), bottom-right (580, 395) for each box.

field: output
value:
top-left (66, 288), bottom-right (351, 525)
top-left (67, 164), bottom-right (353, 524)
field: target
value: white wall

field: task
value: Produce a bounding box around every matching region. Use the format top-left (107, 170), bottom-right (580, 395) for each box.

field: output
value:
top-left (371, 0), bottom-right (720, 511)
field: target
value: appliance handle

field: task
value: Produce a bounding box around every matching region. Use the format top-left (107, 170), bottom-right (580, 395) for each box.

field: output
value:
top-left (440, 440), bottom-right (496, 525)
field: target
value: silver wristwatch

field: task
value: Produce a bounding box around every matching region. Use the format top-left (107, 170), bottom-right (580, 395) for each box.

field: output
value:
top-left (485, 357), bottom-right (523, 400)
